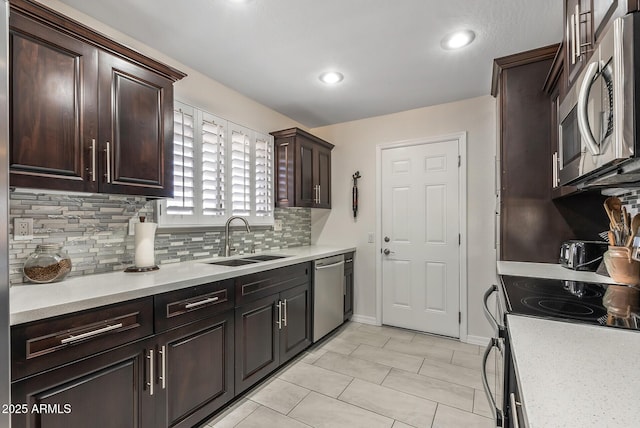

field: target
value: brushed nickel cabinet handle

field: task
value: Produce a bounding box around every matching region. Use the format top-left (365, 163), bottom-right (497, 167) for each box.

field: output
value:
top-left (60, 322), bottom-right (123, 345)
top-left (147, 349), bottom-right (154, 396)
top-left (570, 13), bottom-right (577, 64)
top-left (575, 4), bottom-right (580, 58)
top-left (159, 345), bottom-right (166, 389)
top-left (184, 296), bottom-right (219, 309)
top-left (282, 299), bottom-right (288, 327)
top-left (105, 142), bottom-right (111, 183)
top-left (317, 185), bottom-right (321, 204)
top-left (510, 393), bottom-right (521, 428)
top-left (90, 139), bottom-right (96, 182)
top-left (276, 301), bottom-right (282, 329)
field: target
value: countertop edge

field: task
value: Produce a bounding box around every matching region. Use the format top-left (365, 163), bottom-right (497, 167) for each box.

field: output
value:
top-left (10, 245), bottom-right (356, 325)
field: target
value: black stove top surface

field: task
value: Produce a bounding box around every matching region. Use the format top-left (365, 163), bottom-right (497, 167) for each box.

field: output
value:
top-left (500, 275), bottom-right (640, 331)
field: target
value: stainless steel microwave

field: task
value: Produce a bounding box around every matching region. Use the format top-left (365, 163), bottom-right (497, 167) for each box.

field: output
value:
top-left (558, 12), bottom-right (640, 188)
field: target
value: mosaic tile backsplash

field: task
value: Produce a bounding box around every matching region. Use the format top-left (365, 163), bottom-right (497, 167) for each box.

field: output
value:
top-left (9, 191), bottom-right (311, 285)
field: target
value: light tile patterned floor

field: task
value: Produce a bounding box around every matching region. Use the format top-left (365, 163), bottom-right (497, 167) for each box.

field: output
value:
top-left (203, 322), bottom-right (496, 428)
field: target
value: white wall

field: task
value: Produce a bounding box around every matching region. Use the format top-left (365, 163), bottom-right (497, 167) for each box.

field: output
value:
top-left (40, 0), bottom-right (497, 340)
top-left (41, 0), bottom-right (305, 135)
top-left (310, 95), bottom-right (497, 340)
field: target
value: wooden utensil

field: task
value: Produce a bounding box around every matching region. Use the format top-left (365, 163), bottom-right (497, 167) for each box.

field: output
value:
top-left (604, 197), bottom-right (623, 231)
top-left (626, 214), bottom-right (640, 247)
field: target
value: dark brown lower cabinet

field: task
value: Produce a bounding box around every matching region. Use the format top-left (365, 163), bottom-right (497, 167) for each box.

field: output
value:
top-left (343, 252), bottom-right (354, 320)
top-left (158, 311), bottom-right (234, 428)
top-left (11, 337), bottom-right (156, 428)
top-left (235, 283), bottom-right (311, 394)
top-left (11, 263), bottom-right (318, 427)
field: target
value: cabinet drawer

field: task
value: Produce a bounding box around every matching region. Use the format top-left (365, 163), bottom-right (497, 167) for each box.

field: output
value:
top-left (11, 297), bottom-right (153, 381)
top-left (154, 280), bottom-right (234, 332)
top-left (235, 262), bottom-right (310, 305)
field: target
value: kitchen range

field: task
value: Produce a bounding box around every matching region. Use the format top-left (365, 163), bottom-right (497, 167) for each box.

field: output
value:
top-left (484, 263), bottom-right (640, 428)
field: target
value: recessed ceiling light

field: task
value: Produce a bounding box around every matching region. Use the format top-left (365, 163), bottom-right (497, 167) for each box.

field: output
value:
top-left (441, 30), bottom-right (476, 50)
top-left (319, 71), bottom-right (344, 84)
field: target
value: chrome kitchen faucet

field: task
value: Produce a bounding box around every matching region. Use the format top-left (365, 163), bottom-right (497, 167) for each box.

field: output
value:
top-left (224, 216), bottom-right (251, 257)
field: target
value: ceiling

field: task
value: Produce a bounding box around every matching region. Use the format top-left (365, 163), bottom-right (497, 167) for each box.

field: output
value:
top-left (57, 0), bottom-right (563, 128)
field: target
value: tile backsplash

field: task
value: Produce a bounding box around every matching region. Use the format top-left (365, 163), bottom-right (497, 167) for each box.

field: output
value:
top-left (9, 191), bottom-right (310, 285)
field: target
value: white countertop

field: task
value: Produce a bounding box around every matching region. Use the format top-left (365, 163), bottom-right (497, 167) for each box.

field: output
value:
top-left (497, 261), bottom-right (618, 284)
top-left (10, 245), bottom-right (355, 325)
top-left (507, 314), bottom-right (640, 428)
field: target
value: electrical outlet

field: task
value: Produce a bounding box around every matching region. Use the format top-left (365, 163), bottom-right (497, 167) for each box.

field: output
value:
top-left (273, 219), bottom-right (283, 232)
top-left (128, 217), bottom-right (140, 236)
top-left (14, 218), bottom-right (33, 240)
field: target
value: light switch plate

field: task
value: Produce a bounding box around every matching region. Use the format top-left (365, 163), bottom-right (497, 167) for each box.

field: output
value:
top-left (367, 232), bottom-right (375, 243)
top-left (273, 219), bottom-right (283, 232)
top-left (14, 218), bottom-right (33, 240)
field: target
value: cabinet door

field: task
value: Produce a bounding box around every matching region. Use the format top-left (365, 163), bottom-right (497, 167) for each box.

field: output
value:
top-left (98, 52), bottom-right (174, 197)
top-left (11, 339), bottom-right (155, 428)
top-left (295, 137), bottom-right (316, 207)
top-left (160, 312), bottom-right (234, 428)
top-left (315, 145), bottom-right (332, 208)
top-left (235, 295), bottom-right (280, 394)
top-left (280, 284), bottom-right (312, 364)
top-left (9, 12), bottom-right (98, 192)
top-left (275, 136), bottom-right (295, 207)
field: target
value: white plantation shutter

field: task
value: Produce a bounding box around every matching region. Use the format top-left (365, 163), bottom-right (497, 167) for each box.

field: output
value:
top-left (167, 105), bottom-right (195, 215)
top-left (201, 113), bottom-right (226, 216)
top-left (158, 102), bottom-right (274, 227)
top-left (255, 133), bottom-right (273, 217)
top-left (229, 124), bottom-right (252, 217)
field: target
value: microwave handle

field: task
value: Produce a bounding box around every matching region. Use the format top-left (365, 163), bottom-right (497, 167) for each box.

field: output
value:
top-left (577, 61), bottom-right (601, 156)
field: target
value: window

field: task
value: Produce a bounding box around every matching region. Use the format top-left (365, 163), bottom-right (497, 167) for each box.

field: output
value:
top-left (159, 101), bottom-right (274, 226)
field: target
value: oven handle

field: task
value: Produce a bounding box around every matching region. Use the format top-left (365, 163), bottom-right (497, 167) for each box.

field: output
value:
top-left (482, 338), bottom-right (504, 426)
top-left (577, 61), bottom-right (601, 156)
top-left (483, 284), bottom-right (500, 333)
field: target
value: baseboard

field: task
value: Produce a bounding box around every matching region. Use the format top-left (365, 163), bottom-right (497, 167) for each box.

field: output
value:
top-left (350, 314), bottom-right (379, 326)
top-left (465, 334), bottom-right (491, 346)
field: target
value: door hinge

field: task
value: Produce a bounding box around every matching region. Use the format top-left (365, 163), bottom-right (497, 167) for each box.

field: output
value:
top-left (459, 312), bottom-right (462, 324)
top-left (458, 234), bottom-right (461, 245)
top-left (458, 155), bottom-right (461, 167)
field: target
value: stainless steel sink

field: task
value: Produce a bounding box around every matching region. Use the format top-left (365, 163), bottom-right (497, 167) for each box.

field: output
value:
top-left (207, 254), bottom-right (287, 267)
top-left (207, 259), bottom-right (258, 267)
top-left (242, 254), bottom-right (287, 261)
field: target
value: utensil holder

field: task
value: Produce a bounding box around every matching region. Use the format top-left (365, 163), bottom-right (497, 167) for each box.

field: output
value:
top-left (604, 246), bottom-right (640, 285)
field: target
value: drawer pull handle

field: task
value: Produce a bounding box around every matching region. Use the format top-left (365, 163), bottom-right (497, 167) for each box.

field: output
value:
top-left (60, 323), bottom-right (123, 345)
top-left (184, 296), bottom-right (219, 309)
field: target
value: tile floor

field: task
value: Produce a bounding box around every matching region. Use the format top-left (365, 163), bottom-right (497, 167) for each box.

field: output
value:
top-left (203, 322), bottom-right (498, 428)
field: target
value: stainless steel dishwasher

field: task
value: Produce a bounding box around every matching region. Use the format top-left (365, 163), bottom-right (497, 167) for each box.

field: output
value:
top-left (313, 254), bottom-right (345, 342)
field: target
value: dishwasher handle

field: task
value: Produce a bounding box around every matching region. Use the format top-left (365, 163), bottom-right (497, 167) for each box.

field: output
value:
top-left (315, 261), bottom-right (344, 270)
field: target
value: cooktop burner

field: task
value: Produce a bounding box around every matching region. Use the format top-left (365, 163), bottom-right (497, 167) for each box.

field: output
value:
top-left (500, 275), bottom-right (640, 330)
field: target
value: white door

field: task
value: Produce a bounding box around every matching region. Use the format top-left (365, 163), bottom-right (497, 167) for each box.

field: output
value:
top-left (381, 139), bottom-right (460, 337)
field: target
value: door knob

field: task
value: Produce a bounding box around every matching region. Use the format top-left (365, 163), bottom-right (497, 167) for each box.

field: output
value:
top-left (384, 236), bottom-right (390, 242)
top-left (383, 248), bottom-right (393, 255)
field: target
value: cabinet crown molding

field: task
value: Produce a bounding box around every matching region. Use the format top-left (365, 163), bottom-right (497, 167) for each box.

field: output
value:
top-left (10, 0), bottom-right (187, 82)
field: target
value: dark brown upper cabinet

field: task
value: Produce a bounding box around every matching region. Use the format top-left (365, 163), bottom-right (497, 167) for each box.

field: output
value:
top-left (271, 127), bottom-right (334, 209)
top-left (8, 0), bottom-right (185, 197)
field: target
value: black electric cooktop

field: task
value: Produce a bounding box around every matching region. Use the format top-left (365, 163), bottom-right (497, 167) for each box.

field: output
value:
top-left (500, 275), bottom-right (640, 330)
